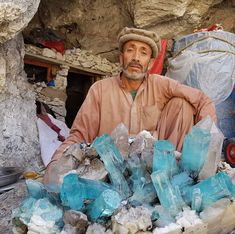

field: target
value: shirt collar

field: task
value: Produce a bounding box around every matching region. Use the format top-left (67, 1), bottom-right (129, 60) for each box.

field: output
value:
top-left (116, 72), bottom-right (149, 90)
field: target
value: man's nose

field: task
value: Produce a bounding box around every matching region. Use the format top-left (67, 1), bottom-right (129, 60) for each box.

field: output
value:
top-left (132, 51), bottom-right (140, 61)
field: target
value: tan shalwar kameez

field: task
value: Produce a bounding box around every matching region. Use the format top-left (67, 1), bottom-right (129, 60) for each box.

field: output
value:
top-left (51, 73), bottom-right (216, 162)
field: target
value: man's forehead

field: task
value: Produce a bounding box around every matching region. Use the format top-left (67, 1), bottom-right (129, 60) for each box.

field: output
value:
top-left (124, 40), bottom-right (152, 50)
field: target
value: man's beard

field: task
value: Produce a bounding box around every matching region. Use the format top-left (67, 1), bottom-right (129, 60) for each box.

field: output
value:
top-left (122, 61), bottom-right (148, 80)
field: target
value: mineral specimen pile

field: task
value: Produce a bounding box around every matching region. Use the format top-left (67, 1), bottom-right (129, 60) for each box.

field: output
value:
top-left (12, 118), bottom-right (235, 233)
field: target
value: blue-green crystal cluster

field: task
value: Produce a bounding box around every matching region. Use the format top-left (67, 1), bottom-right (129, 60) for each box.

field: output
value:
top-left (12, 122), bottom-right (235, 230)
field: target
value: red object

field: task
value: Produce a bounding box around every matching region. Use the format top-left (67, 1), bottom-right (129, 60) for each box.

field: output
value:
top-left (39, 40), bottom-right (65, 54)
top-left (225, 140), bottom-right (235, 166)
top-left (37, 114), bottom-right (65, 142)
top-left (194, 24), bottom-right (223, 32)
top-left (149, 39), bottom-right (168, 75)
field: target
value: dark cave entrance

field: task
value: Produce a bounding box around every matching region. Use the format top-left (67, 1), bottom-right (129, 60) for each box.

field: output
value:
top-left (65, 72), bottom-right (94, 128)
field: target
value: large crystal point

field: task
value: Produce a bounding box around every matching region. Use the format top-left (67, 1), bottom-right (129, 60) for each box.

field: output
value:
top-left (181, 126), bottom-right (211, 176)
top-left (92, 134), bottom-right (131, 199)
top-left (60, 172), bottom-right (112, 210)
top-left (129, 130), bottom-right (155, 155)
top-left (184, 172), bottom-right (235, 211)
top-left (127, 154), bottom-right (150, 191)
top-left (110, 123), bottom-right (130, 160)
top-left (153, 140), bottom-right (179, 177)
top-left (93, 134), bottom-right (125, 170)
top-left (151, 170), bottom-right (185, 217)
top-left (86, 189), bottom-right (121, 221)
top-left (191, 188), bottom-right (202, 212)
top-left (196, 116), bottom-right (224, 180)
top-left (47, 154), bottom-right (78, 185)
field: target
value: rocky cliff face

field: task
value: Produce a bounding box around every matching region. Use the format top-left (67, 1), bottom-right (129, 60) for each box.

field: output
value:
top-left (24, 0), bottom-right (235, 61)
top-left (0, 0), bottom-right (42, 170)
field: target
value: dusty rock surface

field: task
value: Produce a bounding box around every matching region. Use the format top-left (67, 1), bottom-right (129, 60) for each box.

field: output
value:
top-left (0, 0), bottom-right (40, 44)
top-left (23, 0), bottom-right (235, 62)
top-left (0, 181), bottom-right (27, 234)
top-left (0, 34), bottom-right (43, 170)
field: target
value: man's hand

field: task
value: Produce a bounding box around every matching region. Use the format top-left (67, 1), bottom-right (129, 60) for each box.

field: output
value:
top-left (43, 160), bottom-right (60, 185)
top-left (43, 143), bottom-right (84, 185)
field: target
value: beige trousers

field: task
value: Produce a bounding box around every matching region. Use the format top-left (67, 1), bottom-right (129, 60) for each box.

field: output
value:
top-left (156, 97), bottom-right (194, 151)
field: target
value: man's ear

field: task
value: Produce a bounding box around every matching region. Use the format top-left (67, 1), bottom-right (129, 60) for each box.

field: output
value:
top-left (148, 58), bottom-right (155, 71)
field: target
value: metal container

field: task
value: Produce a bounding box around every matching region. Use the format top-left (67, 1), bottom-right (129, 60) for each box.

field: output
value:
top-left (0, 167), bottom-right (23, 187)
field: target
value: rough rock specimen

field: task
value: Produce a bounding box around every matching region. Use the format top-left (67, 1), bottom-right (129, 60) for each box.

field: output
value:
top-left (112, 206), bottom-right (152, 234)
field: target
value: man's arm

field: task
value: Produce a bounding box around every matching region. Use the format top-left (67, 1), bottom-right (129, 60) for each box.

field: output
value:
top-left (161, 77), bottom-right (217, 122)
top-left (173, 83), bottom-right (216, 123)
top-left (43, 83), bottom-right (101, 184)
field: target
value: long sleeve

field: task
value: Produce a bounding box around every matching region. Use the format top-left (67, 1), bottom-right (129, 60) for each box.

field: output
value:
top-left (51, 83), bottom-right (101, 161)
top-left (159, 77), bottom-right (217, 123)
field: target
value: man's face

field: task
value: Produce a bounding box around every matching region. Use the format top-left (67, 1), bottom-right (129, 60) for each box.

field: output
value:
top-left (120, 40), bottom-right (154, 81)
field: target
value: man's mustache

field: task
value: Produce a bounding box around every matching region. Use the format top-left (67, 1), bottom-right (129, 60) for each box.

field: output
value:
top-left (125, 61), bottom-right (143, 70)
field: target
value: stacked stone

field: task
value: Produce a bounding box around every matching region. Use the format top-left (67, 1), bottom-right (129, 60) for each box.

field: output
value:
top-left (25, 44), bottom-right (119, 75)
top-left (55, 65), bottom-right (69, 90)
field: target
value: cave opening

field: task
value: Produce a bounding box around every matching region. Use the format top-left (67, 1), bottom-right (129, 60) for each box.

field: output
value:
top-left (65, 72), bottom-right (94, 128)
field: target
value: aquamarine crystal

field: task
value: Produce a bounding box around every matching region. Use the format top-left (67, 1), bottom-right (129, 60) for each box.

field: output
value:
top-left (151, 170), bottom-right (185, 217)
top-left (86, 189), bottom-right (121, 221)
top-left (181, 127), bottom-right (211, 176)
top-left (154, 205), bottom-right (176, 227)
top-left (92, 134), bottom-right (131, 199)
top-left (196, 117), bottom-right (224, 180)
top-left (12, 197), bottom-right (63, 228)
top-left (26, 179), bottom-right (47, 199)
top-left (93, 134), bottom-right (125, 171)
top-left (26, 179), bottom-right (60, 205)
top-left (191, 188), bottom-right (202, 212)
top-left (171, 171), bottom-right (194, 189)
top-left (12, 197), bottom-right (37, 224)
top-left (129, 182), bottom-right (157, 206)
top-left (127, 154), bottom-right (149, 191)
top-left (171, 171), bottom-right (194, 198)
top-left (184, 172), bottom-right (235, 211)
top-left (153, 140), bottom-right (179, 177)
top-left (60, 173), bottom-right (112, 210)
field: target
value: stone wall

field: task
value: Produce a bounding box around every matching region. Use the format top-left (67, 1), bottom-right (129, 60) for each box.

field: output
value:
top-left (25, 44), bottom-right (119, 75)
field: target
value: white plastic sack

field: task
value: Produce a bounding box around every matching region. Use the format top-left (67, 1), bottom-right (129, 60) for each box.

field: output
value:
top-left (166, 31), bottom-right (235, 104)
top-left (37, 114), bottom-right (70, 166)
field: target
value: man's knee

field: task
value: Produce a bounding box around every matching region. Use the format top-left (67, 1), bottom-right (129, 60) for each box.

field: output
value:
top-left (166, 97), bottom-right (194, 115)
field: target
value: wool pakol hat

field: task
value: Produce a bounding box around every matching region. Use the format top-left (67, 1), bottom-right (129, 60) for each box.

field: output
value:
top-left (118, 27), bottom-right (161, 58)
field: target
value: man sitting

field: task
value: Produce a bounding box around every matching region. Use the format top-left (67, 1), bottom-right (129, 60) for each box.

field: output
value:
top-left (44, 27), bottom-right (216, 184)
